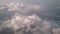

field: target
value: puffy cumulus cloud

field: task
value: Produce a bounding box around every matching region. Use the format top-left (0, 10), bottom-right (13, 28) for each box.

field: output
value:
top-left (1, 12), bottom-right (56, 34)
top-left (5, 13), bottom-right (41, 30)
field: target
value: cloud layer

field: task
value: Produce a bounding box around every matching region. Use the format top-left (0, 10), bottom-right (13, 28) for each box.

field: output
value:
top-left (0, 0), bottom-right (60, 34)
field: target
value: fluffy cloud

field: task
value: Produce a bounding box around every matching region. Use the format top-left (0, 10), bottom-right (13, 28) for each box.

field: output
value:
top-left (5, 13), bottom-right (41, 30)
top-left (1, 13), bottom-right (55, 34)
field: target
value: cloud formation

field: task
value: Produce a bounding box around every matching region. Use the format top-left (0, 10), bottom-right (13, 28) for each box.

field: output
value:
top-left (3, 14), bottom-right (55, 34)
top-left (7, 2), bottom-right (42, 13)
top-left (0, 0), bottom-right (60, 34)
top-left (5, 14), bottom-right (41, 30)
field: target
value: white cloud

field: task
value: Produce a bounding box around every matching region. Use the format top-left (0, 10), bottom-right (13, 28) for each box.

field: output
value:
top-left (5, 13), bottom-right (41, 30)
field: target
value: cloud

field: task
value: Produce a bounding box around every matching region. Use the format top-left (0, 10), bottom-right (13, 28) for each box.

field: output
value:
top-left (0, 1), bottom-right (59, 34)
top-left (1, 12), bottom-right (55, 34)
top-left (7, 2), bottom-right (42, 13)
top-left (7, 2), bottom-right (20, 11)
top-left (52, 28), bottom-right (60, 34)
top-left (5, 13), bottom-right (41, 30)
top-left (0, 11), bottom-right (56, 34)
